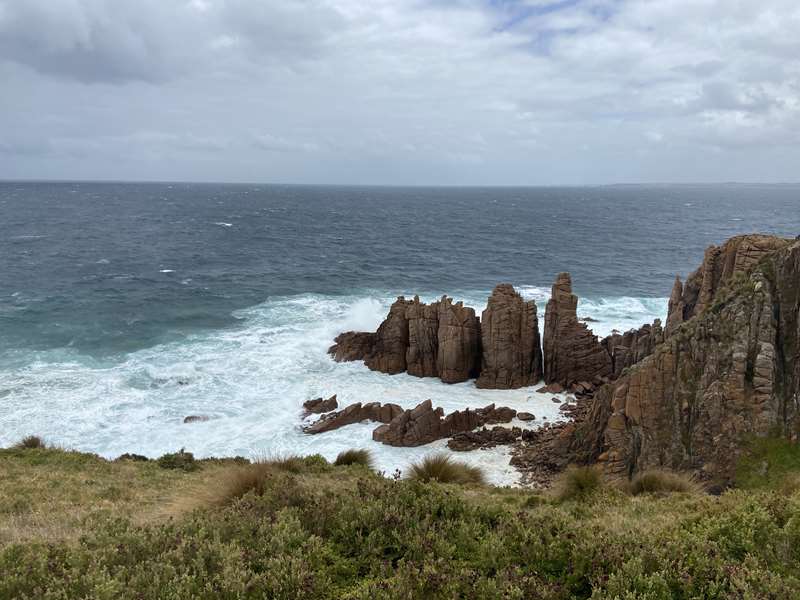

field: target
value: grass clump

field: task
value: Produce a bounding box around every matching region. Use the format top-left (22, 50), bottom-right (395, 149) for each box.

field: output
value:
top-left (334, 448), bottom-right (374, 469)
top-left (629, 469), bottom-right (701, 495)
top-left (553, 465), bottom-right (603, 502)
top-left (13, 435), bottom-right (46, 450)
top-left (157, 449), bottom-right (198, 472)
top-left (407, 454), bottom-right (485, 485)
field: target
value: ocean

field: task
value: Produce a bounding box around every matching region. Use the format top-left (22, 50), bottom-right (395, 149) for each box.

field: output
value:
top-left (1, 182), bottom-right (798, 483)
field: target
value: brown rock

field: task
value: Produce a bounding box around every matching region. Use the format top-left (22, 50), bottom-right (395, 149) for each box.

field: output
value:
top-left (372, 401), bottom-right (517, 447)
top-left (664, 234), bottom-right (791, 335)
top-left (328, 332), bottom-right (376, 362)
top-left (304, 402), bottom-right (402, 434)
top-left (448, 426), bottom-right (523, 451)
top-left (365, 298), bottom-right (413, 374)
top-left (476, 284), bottom-right (543, 389)
top-left (570, 236), bottom-right (800, 483)
top-left (602, 320), bottom-right (664, 378)
top-left (303, 395), bottom-right (338, 414)
top-left (517, 412), bottom-right (536, 421)
top-left (543, 273), bottom-right (612, 387)
top-left (437, 297), bottom-right (481, 383)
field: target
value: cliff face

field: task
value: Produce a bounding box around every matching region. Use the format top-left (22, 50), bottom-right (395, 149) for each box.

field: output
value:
top-left (475, 284), bottom-right (543, 389)
top-left (574, 236), bottom-right (799, 482)
top-left (543, 273), bottom-right (612, 387)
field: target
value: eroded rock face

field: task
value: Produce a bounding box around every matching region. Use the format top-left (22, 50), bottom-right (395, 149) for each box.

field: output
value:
top-left (304, 402), bottom-right (403, 434)
top-left (572, 237), bottom-right (800, 482)
top-left (665, 234), bottom-right (791, 335)
top-left (328, 332), bottom-right (376, 363)
top-left (437, 297), bottom-right (482, 383)
top-left (372, 400), bottom-right (517, 447)
top-left (476, 284), bottom-right (543, 389)
top-left (543, 273), bottom-right (612, 387)
top-left (365, 299), bottom-right (413, 374)
top-left (602, 320), bottom-right (664, 379)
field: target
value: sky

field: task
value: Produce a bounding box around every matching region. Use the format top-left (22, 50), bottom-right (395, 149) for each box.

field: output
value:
top-left (0, 0), bottom-right (798, 185)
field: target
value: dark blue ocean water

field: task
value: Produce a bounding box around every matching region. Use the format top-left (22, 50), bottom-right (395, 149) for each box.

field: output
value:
top-left (2, 182), bottom-right (798, 357)
top-left (1, 182), bottom-right (798, 473)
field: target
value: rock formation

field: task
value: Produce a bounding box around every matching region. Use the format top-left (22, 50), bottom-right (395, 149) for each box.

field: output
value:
top-left (665, 234), bottom-right (790, 335)
top-left (304, 402), bottom-right (403, 434)
top-left (602, 320), bottom-right (664, 379)
top-left (303, 395), bottom-right (338, 415)
top-left (475, 284), bottom-right (543, 389)
top-left (372, 400), bottom-right (517, 447)
top-left (329, 295), bottom-right (483, 385)
top-left (543, 273), bottom-right (612, 387)
top-left (570, 235), bottom-right (798, 482)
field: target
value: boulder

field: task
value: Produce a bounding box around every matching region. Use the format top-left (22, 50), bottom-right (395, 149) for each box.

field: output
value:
top-left (543, 273), bottom-right (612, 387)
top-left (303, 395), bottom-right (338, 414)
top-left (328, 332), bottom-right (376, 363)
top-left (476, 284), bottom-right (543, 389)
top-left (304, 402), bottom-right (403, 434)
top-left (517, 412), bottom-right (536, 421)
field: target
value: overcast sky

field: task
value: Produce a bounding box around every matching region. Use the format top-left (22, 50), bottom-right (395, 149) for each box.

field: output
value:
top-left (1, 0), bottom-right (798, 185)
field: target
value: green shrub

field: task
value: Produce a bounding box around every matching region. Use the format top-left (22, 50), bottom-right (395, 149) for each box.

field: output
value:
top-left (406, 454), bottom-right (485, 485)
top-left (13, 435), bottom-right (46, 450)
top-left (156, 449), bottom-right (198, 471)
top-left (553, 466), bottom-right (603, 502)
top-left (629, 469), bottom-right (701, 495)
top-left (334, 449), bottom-right (374, 469)
top-left (736, 436), bottom-right (800, 489)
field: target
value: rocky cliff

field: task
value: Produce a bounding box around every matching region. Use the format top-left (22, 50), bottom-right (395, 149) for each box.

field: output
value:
top-left (571, 235), bottom-right (799, 482)
top-left (543, 273), bottom-right (612, 387)
top-left (475, 284), bottom-right (543, 389)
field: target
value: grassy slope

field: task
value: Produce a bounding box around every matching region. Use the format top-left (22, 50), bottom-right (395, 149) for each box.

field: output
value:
top-left (1, 447), bottom-right (800, 599)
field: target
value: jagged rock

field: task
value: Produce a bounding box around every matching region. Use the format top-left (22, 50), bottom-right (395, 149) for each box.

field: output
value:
top-left (183, 415), bottom-right (210, 424)
top-left (570, 236), bottom-right (799, 482)
top-left (517, 412), bottom-right (535, 421)
top-left (372, 400), bottom-right (517, 447)
top-left (405, 296), bottom-right (440, 378)
top-left (543, 273), bottom-right (612, 387)
top-left (476, 284), bottom-right (543, 389)
top-left (304, 402), bottom-right (403, 434)
top-left (602, 320), bottom-right (664, 378)
top-left (448, 426), bottom-right (523, 451)
top-left (365, 299), bottom-right (413, 374)
top-left (328, 331), bottom-right (376, 362)
top-left (437, 297), bottom-right (481, 383)
top-left (665, 234), bottom-right (791, 335)
top-left (303, 395), bottom-right (338, 414)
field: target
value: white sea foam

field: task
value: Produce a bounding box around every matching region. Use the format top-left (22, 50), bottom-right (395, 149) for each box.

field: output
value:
top-left (159, 269), bottom-right (175, 273)
top-left (214, 222), bottom-right (233, 227)
top-left (0, 290), bottom-right (668, 486)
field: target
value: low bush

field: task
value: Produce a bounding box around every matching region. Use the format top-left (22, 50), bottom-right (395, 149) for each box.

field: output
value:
top-left (407, 454), bottom-right (485, 485)
top-left (553, 466), bottom-right (603, 502)
top-left (334, 449), bottom-right (374, 469)
top-left (13, 435), bottom-right (46, 450)
top-left (629, 469), bottom-right (701, 495)
top-left (157, 449), bottom-right (198, 471)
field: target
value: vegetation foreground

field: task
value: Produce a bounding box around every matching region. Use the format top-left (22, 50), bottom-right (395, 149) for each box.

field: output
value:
top-left (2, 441), bottom-right (800, 599)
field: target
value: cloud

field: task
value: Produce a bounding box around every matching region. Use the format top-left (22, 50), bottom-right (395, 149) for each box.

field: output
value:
top-left (0, 0), bottom-right (799, 183)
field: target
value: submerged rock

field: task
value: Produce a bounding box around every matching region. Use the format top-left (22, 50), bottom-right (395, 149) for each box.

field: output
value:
top-left (303, 395), bottom-right (338, 415)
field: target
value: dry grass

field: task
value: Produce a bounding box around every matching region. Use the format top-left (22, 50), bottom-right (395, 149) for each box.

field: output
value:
top-left (334, 449), bottom-right (374, 469)
top-left (552, 466), bottom-right (604, 502)
top-left (406, 454), bottom-right (485, 485)
top-left (629, 469), bottom-right (702, 496)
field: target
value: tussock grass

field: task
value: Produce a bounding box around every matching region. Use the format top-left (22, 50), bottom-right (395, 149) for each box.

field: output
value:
top-left (334, 448), bottom-right (374, 468)
top-left (629, 469), bottom-right (701, 496)
top-left (13, 436), bottom-right (46, 450)
top-left (552, 465), bottom-right (603, 502)
top-left (407, 454), bottom-right (485, 485)
top-left (157, 450), bottom-right (198, 471)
